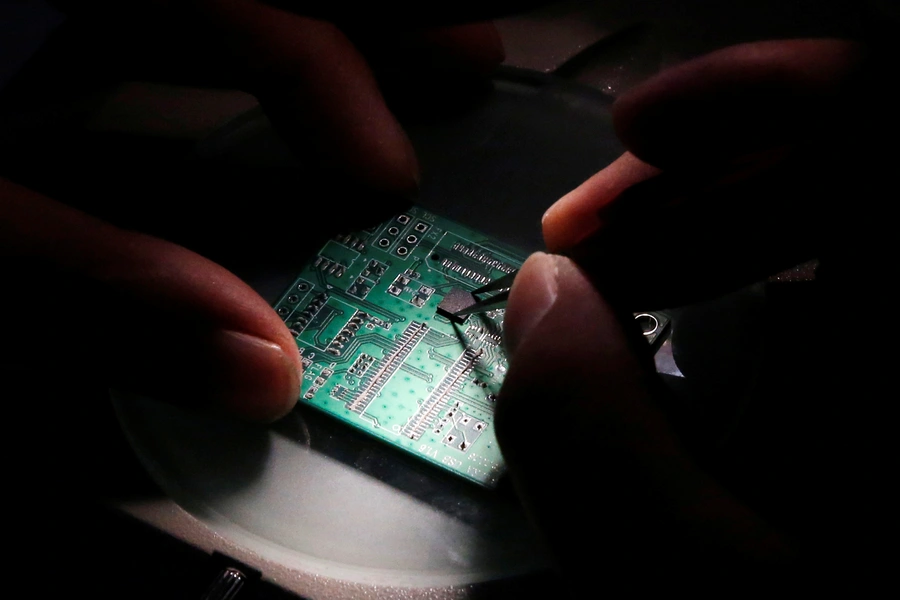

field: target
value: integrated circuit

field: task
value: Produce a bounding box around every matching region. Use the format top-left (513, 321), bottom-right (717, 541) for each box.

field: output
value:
top-left (436, 287), bottom-right (477, 324)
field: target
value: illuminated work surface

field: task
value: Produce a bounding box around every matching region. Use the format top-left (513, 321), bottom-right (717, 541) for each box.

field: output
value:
top-left (106, 63), bottom-right (628, 599)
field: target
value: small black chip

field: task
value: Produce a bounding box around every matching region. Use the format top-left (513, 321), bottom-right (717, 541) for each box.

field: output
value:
top-left (436, 287), bottom-right (477, 324)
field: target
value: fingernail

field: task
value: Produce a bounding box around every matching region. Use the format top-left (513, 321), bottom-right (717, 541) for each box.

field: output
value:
top-left (208, 330), bottom-right (300, 422)
top-left (503, 252), bottom-right (560, 358)
top-left (542, 153), bottom-right (662, 253)
top-left (541, 190), bottom-right (604, 251)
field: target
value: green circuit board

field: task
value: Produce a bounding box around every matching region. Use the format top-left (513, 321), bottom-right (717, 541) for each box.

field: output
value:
top-left (274, 207), bottom-right (523, 487)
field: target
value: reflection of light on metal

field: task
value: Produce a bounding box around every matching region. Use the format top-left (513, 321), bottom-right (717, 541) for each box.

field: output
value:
top-left (202, 567), bottom-right (246, 600)
top-left (654, 337), bottom-right (684, 378)
top-left (635, 313), bottom-right (659, 337)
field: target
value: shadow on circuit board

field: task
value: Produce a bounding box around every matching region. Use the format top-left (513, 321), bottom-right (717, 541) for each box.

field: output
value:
top-left (272, 404), bottom-right (529, 533)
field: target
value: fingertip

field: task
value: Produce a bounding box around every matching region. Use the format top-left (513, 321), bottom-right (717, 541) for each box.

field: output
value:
top-left (612, 39), bottom-right (866, 168)
top-left (259, 75), bottom-right (420, 197)
top-left (439, 21), bottom-right (506, 74)
top-left (210, 330), bottom-right (300, 422)
top-left (482, 22), bottom-right (506, 69)
top-left (496, 250), bottom-right (649, 473)
top-left (275, 327), bottom-right (304, 384)
top-left (387, 21), bottom-right (505, 76)
top-left (503, 252), bottom-right (560, 358)
top-left (198, 1), bottom-right (421, 196)
top-left (541, 188), bottom-right (594, 253)
top-left (372, 118), bottom-right (421, 195)
top-left (542, 153), bottom-right (659, 252)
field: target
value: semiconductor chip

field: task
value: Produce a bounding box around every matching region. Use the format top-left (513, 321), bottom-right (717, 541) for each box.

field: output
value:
top-left (436, 287), bottom-right (477, 324)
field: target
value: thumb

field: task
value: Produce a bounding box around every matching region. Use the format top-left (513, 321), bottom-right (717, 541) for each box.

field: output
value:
top-left (1, 178), bottom-right (300, 422)
top-left (496, 253), bottom-right (795, 593)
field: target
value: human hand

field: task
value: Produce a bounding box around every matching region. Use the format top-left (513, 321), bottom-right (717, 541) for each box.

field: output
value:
top-left (0, 2), bottom-right (504, 421)
top-left (541, 38), bottom-right (887, 309)
top-left (498, 253), bottom-right (798, 593)
top-left (496, 39), bottom-right (894, 593)
top-left (44, 0), bottom-right (505, 194)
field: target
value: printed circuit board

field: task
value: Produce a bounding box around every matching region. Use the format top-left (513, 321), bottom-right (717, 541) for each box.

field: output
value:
top-left (274, 207), bottom-right (522, 487)
top-left (273, 207), bottom-right (668, 487)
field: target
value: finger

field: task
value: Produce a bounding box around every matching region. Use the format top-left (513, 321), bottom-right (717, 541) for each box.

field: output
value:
top-left (612, 39), bottom-right (865, 169)
top-left (1, 178), bottom-right (301, 422)
top-left (34, 7), bottom-right (503, 201)
top-left (184, 0), bottom-right (419, 195)
top-left (349, 21), bottom-right (504, 118)
top-left (410, 21), bottom-right (505, 75)
top-left (540, 39), bottom-right (872, 308)
top-left (562, 142), bottom-right (829, 309)
top-left (541, 151), bottom-right (659, 252)
top-left (262, 1), bottom-right (549, 28)
top-left (71, 0), bottom-right (417, 195)
top-left (497, 253), bottom-right (795, 593)
top-left (351, 21), bottom-right (505, 76)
